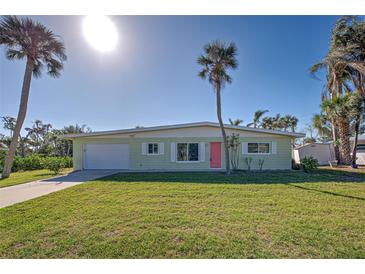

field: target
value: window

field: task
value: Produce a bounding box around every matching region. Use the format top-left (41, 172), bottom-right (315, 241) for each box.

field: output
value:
top-left (248, 142), bottom-right (270, 154)
top-left (357, 144), bottom-right (365, 152)
top-left (147, 143), bottom-right (159, 155)
top-left (177, 143), bottom-right (199, 161)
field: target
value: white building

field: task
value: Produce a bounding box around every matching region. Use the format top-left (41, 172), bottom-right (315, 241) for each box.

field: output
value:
top-left (294, 143), bottom-right (335, 165)
top-left (350, 135), bottom-right (365, 165)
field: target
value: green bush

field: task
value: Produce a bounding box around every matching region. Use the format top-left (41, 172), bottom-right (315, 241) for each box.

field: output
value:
top-left (13, 154), bottom-right (44, 171)
top-left (62, 156), bottom-right (73, 168)
top-left (43, 157), bottom-right (65, 174)
top-left (0, 154), bottom-right (72, 172)
top-left (300, 156), bottom-right (319, 173)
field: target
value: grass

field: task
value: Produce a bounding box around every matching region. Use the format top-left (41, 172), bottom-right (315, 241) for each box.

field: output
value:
top-left (0, 168), bottom-right (364, 258)
top-left (0, 168), bottom-right (72, 188)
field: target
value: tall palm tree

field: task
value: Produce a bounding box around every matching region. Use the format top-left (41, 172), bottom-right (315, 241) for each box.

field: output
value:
top-left (322, 95), bottom-right (352, 165)
top-left (246, 109), bottom-right (268, 128)
top-left (198, 40), bottom-right (238, 175)
top-left (310, 54), bottom-right (350, 163)
top-left (0, 16), bottom-right (66, 178)
top-left (330, 16), bottom-right (365, 166)
top-left (311, 16), bottom-right (365, 165)
top-left (347, 93), bottom-right (365, 166)
top-left (228, 118), bottom-right (243, 126)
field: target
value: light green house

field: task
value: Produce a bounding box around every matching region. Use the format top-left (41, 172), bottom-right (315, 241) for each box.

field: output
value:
top-left (63, 122), bottom-right (305, 171)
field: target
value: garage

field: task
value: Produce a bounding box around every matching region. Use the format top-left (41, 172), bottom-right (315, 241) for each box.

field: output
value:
top-left (83, 144), bottom-right (130, 169)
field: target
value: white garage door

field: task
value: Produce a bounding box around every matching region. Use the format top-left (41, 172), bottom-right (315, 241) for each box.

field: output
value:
top-left (84, 144), bottom-right (130, 169)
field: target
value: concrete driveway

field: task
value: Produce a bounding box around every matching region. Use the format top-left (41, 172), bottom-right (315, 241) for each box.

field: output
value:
top-left (0, 170), bottom-right (120, 209)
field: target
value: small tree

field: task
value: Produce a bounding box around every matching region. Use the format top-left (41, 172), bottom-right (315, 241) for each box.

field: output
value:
top-left (258, 158), bottom-right (265, 171)
top-left (243, 157), bottom-right (253, 172)
top-left (227, 133), bottom-right (240, 170)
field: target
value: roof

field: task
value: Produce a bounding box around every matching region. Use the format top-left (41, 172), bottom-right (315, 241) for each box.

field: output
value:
top-left (294, 142), bottom-right (332, 150)
top-left (62, 121), bottom-right (306, 139)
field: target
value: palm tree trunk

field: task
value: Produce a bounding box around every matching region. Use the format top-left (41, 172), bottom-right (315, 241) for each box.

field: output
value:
top-left (216, 85), bottom-right (230, 175)
top-left (331, 119), bottom-right (340, 163)
top-left (2, 58), bottom-right (33, 178)
top-left (350, 65), bottom-right (364, 167)
top-left (338, 119), bottom-right (352, 165)
top-left (351, 118), bottom-right (360, 167)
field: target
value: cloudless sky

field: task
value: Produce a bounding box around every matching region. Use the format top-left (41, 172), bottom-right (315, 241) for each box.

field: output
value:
top-left (0, 16), bottom-right (339, 135)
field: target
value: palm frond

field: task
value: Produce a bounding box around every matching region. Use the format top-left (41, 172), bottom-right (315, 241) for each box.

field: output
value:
top-left (197, 40), bottom-right (238, 89)
top-left (0, 15), bottom-right (67, 78)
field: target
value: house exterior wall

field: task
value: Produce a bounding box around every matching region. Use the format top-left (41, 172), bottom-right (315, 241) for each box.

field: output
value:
top-left (352, 139), bottom-right (365, 165)
top-left (73, 135), bottom-right (293, 171)
top-left (294, 143), bottom-right (335, 165)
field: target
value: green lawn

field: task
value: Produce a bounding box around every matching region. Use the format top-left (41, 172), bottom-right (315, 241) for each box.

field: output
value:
top-left (0, 168), bottom-right (72, 188)
top-left (0, 169), bottom-right (365, 258)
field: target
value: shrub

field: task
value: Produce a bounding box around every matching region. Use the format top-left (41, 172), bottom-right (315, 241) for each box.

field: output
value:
top-left (12, 154), bottom-right (44, 171)
top-left (62, 156), bottom-right (73, 168)
top-left (0, 154), bottom-right (73, 172)
top-left (44, 157), bottom-right (65, 174)
top-left (243, 157), bottom-right (253, 172)
top-left (258, 158), bottom-right (265, 171)
top-left (300, 156), bottom-right (319, 173)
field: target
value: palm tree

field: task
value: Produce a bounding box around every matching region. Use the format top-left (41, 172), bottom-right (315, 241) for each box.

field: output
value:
top-left (310, 54), bottom-right (350, 163)
top-left (289, 116), bottom-right (298, 133)
top-left (198, 40), bottom-right (238, 175)
top-left (272, 114), bottom-right (282, 130)
top-left (322, 95), bottom-right (352, 165)
top-left (281, 115), bottom-right (292, 131)
top-left (261, 116), bottom-right (274, 130)
top-left (312, 113), bottom-right (332, 142)
top-left (246, 109), bottom-right (268, 128)
top-left (347, 93), bottom-right (365, 166)
top-left (310, 16), bottom-right (365, 165)
top-left (0, 16), bottom-right (66, 178)
top-left (228, 118), bottom-right (243, 126)
top-left (330, 16), bottom-right (365, 166)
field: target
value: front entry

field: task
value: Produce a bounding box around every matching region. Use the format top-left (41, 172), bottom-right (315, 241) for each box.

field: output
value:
top-left (210, 142), bottom-right (222, 168)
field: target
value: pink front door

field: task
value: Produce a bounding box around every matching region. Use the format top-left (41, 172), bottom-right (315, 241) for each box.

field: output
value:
top-left (210, 142), bottom-right (222, 168)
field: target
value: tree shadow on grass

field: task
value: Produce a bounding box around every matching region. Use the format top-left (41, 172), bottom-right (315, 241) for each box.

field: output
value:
top-left (97, 169), bottom-right (365, 185)
top-left (288, 183), bottom-right (365, 201)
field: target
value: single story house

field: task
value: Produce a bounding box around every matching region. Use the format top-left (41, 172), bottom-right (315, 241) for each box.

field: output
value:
top-left (294, 143), bottom-right (335, 165)
top-left (351, 135), bottom-right (365, 165)
top-left (63, 122), bottom-right (305, 171)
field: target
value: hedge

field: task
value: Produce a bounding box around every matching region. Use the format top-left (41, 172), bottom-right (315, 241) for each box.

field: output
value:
top-left (0, 154), bottom-right (72, 173)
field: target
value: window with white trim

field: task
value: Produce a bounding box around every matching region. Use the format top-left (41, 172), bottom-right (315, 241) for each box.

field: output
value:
top-left (147, 143), bottom-right (159, 155)
top-left (177, 143), bottom-right (199, 161)
top-left (248, 142), bottom-right (270, 154)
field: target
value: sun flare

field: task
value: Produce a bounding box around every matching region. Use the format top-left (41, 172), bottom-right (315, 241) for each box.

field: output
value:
top-left (82, 15), bottom-right (118, 52)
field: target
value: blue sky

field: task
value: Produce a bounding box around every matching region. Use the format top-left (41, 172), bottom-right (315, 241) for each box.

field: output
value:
top-left (0, 16), bottom-right (338, 135)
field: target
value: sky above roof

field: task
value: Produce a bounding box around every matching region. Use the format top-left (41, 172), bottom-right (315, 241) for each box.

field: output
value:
top-left (0, 16), bottom-right (339, 135)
